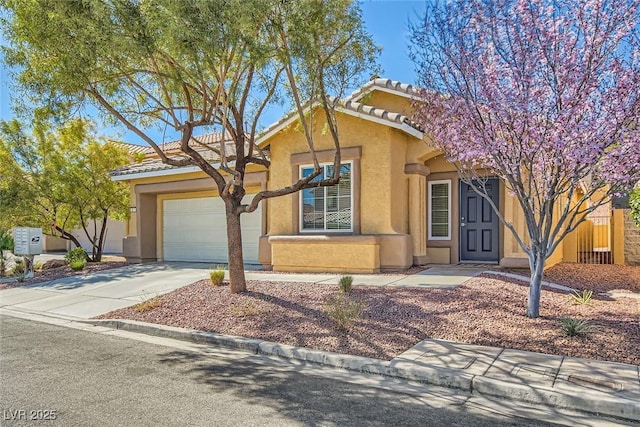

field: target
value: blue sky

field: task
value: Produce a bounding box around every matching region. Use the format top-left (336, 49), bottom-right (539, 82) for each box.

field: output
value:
top-left (0, 1), bottom-right (426, 144)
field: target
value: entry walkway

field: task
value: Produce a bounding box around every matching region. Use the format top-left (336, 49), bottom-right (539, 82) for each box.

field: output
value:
top-left (244, 265), bottom-right (487, 288)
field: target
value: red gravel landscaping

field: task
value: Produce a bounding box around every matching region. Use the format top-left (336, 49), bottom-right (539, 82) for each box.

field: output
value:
top-left (99, 272), bottom-right (640, 365)
top-left (543, 262), bottom-right (640, 294)
top-left (0, 259), bottom-right (129, 290)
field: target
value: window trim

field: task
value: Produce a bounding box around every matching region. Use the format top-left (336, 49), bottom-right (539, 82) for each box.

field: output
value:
top-left (428, 179), bottom-right (452, 240)
top-left (299, 161), bottom-right (354, 233)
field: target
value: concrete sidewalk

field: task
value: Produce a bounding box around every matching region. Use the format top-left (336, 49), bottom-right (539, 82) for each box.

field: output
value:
top-left (392, 339), bottom-right (640, 421)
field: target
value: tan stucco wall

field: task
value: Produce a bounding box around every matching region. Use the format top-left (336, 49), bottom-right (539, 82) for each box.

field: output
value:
top-left (363, 91), bottom-right (414, 117)
top-left (269, 235), bottom-right (381, 273)
top-left (266, 109), bottom-right (416, 272)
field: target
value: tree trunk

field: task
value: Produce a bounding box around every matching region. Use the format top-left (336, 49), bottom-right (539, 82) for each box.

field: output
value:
top-left (0, 251), bottom-right (5, 277)
top-left (226, 202), bottom-right (247, 293)
top-left (526, 252), bottom-right (545, 318)
top-left (92, 215), bottom-right (108, 262)
top-left (53, 225), bottom-right (90, 261)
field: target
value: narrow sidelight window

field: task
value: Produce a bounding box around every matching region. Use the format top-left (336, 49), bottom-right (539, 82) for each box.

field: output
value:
top-left (428, 180), bottom-right (451, 240)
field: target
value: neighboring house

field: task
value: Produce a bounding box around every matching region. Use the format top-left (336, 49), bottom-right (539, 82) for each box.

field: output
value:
top-left (42, 219), bottom-right (126, 254)
top-left (112, 78), bottom-right (621, 272)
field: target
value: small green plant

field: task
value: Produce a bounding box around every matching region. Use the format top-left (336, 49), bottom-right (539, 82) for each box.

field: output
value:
top-left (560, 317), bottom-right (594, 337)
top-left (65, 247), bottom-right (87, 264)
top-left (338, 275), bottom-right (354, 293)
top-left (13, 258), bottom-right (24, 274)
top-left (34, 261), bottom-right (44, 271)
top-left (14, 271), bottom-right (27, 282)
top-left (69, 259), bottom-right (86, 271)
top-left (133, 296), bottom-right (162, 312)
top-left (324, 293), bottom-right (365, 331)
top-left (209, 267), bottom-right (226, 286)
top-left (569, 289), bottom-right (593, 305)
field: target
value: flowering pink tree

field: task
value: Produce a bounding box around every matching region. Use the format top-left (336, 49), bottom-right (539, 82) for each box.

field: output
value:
top-left (411, 0), bottom-right (640, 318)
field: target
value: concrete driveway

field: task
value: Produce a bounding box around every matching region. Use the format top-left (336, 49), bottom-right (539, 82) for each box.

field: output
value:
top-left (0, 263), bottom-right (210, 319)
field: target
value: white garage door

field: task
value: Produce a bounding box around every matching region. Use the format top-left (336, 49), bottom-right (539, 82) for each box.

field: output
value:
top-left (163, 197), bottom-right (262, 263)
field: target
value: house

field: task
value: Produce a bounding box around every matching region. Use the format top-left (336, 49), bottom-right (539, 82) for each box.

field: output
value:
top-left (112, 78), bottom-right (624, 272)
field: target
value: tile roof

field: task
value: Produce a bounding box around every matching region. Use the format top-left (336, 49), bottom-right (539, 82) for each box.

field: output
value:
top-left (110, 137), bottom-right (268, 178)
top-left (339, 99), bottom-right (425, 133)
top-left (112, 78), bottom-right (425, 178)
top-left (115, 141), bottom-right (151, 155)
top-left (111, 147), bottom-right (224, 177)
top-left (346, 78), bottom-right (421, 101)
top-left (117, 131), bottom-right (232, 156)
top-left (256, 78), bottom-right (425, 146)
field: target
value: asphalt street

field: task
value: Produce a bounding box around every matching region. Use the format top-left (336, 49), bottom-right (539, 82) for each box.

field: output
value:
top-left (0, 315), bottom-right (624, 427)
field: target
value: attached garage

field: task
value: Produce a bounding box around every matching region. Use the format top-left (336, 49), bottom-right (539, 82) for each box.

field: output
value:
top-left (162, 197), bottom-right (262, 264)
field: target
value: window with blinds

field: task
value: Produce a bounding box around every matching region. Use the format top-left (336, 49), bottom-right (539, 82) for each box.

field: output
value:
top-left (428, 180), bottom-right (451, 240)
top-left (300, 162), bottom-right (352, 232)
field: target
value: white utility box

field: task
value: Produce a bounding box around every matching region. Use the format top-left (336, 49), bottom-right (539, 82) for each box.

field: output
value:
top-left (13, 227), bottom-right (43, 256)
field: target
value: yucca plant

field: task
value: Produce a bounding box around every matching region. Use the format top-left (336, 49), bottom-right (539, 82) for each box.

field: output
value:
top-left (568, 289), bottom-right (593, 305)
top-left (560, 317), bottom-right (594, 337)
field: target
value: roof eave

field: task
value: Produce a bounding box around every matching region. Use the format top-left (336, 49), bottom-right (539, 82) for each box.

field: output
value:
top-left (110, 160), bottom-right (234, 181)
top-left (335, 107), bottom-right (423, 140)
top-left (256, 104), bottom-right (423, 148)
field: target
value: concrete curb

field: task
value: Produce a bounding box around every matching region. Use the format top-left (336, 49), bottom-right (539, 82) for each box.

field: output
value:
top-left (86, 319), bottom-right (263, 353)
top-left (84, 318), bottom-right (639, 422)
top-left (472, 376), bottom-right (640, 422)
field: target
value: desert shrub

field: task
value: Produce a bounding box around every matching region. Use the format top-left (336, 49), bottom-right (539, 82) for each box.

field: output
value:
top-left (41, 259), bottom-right (67, 270)
top-left (34, 261), bottom-right (44, 271)
top-left (65, 247), bottom-right (87, 264)
top-left (0, 230), bottom-right (14, 255)
top-left (230, 301), bottom-right (262, 317)
top-left (568, 289), bottom-right (593, 305)
top-left (13, 258), bottom-right (24, 274)
top-left (560, 317), bottom-right (594, 337)
top-left (133, 296), bottom-right (162, 312)
top-left (339, 275), bottom-right (354, 293)
top-left (209, 268), bottom-right (226, 286)
top-left (324, 293), bottom-right (365, 331)
top-left (69, 259), bottom-right (86, 271)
